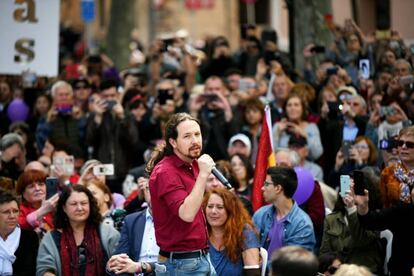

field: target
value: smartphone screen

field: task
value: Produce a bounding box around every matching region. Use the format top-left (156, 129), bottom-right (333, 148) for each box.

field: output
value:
top-left (310, 45), bottom-right (326, 54)
top-left (93, 164), bottom-right (114, 176)
top-left (239, 79), bottom-right (250, 92)
top-left (201, 94), bottom-right (219, 102)
top-left (341, 140), bottom-right (353, 160)
top-left (53, 156), bottom-right (74, 176)
top-left (353, 170), bottom-right (365, 196)
top-left (45, 177), bottom-right (59, 199)
top-left (340, 175), bottom-right (351, 197)
top-left (359, 59), bottom-right (370, 80)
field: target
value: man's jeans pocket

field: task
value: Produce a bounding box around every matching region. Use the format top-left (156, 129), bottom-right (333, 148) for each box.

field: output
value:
top-left (176, 258), bottom-right (201, 272)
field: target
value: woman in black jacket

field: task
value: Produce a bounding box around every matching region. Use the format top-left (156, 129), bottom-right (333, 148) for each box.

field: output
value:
top-left (0, 188), bottom-right (38, 276)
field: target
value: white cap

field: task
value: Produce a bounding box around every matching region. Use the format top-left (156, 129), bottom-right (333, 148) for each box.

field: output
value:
top-left (228, 133), bottom-right (252, 153)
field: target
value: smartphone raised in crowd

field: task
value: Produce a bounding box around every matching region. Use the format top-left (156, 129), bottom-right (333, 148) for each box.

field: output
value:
top-left (353, 170), bottom-right (366, 196)
top-left (310, 45), bottom-right (326, 54)
top-left (52, 156), bottom-right (74, 176)
top-left (93, 164), bottom-right (114, 176)
top-left (45, 177), bottom-right (59, 199)
top-left (340, 175), bottom-right (351, 197)
top-left (201, 94), bottom-right (219, 102)
top-left (359, 59), bottom-right (370, 80)
top-left (341, 140), bottom-right (353, 160)
top-left (238, 79), bottom-right (255, 92)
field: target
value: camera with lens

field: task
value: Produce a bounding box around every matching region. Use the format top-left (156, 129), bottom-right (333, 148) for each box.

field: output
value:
top-left (379, 106), bottom-right (396, 118)
top-left (327, 101), bottom-right (343, 119)
top-left (157, 89), bottom-right (174, 105)
top-left (201, 94), bottom-right (219, 102)
top-left (326, 67), bottom-right (338, 76)
top-left (55, 104), bottom-right (73, 115)
top-left (105, 100), bottom-right (117, 110)
top-left (379, 139), bottom-right (398, 151)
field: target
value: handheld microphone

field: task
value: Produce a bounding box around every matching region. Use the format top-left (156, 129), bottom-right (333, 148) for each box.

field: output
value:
top-left (211, 167), bottom-right (233, 190)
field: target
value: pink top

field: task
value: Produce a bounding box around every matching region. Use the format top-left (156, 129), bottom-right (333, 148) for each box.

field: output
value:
top-left (18, 202), bottom-right (54, 231)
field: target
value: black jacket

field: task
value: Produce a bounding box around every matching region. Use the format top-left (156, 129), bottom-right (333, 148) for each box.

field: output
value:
top-left (14, 229), bottom-right (39, 276)
top-left (358, 202), bottom-right (414, 276)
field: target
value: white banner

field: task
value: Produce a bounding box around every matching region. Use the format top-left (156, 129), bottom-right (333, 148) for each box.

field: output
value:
top-left (0, 0), bottom-right (60, 77)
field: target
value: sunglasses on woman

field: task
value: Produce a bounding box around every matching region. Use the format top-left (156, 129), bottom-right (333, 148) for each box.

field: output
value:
top-left (397, 140), bottom-right (414, 149)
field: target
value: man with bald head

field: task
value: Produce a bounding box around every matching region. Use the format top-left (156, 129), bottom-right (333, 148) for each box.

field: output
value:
top-left (24, 161), bottom-right (47, 174)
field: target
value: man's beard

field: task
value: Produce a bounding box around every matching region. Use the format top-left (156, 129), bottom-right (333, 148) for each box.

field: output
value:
top-left (184, 145), bottom-right (202, 160)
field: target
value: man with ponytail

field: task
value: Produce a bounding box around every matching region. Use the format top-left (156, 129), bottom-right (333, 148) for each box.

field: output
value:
top-left (147, 113), bottom-right (216, 275)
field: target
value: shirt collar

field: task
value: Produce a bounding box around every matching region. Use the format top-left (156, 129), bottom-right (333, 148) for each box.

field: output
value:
top-left (170, 153), bottom-right (198, 169)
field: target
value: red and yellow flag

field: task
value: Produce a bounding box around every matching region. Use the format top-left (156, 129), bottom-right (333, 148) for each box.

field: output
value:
top-left (252, 105), bottom-right (275, 211)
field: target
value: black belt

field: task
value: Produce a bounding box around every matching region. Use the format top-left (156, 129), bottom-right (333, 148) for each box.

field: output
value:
top-left (159, 249), bottom-right (207, 259)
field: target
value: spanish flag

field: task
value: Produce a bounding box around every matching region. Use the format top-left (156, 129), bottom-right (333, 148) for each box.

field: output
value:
top-left (252, 105), bottom-right (276, 211)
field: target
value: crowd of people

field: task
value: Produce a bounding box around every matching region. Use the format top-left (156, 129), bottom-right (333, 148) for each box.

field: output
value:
top-left (1, 18), bottom-right (414, 275)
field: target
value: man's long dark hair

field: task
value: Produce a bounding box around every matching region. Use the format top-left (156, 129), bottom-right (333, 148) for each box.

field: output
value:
top-left (145, 113), bottom-right (200, 175)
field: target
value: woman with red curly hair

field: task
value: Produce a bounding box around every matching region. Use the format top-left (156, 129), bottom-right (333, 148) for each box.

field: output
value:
top-left (203, 188), bottom-right (260, 276)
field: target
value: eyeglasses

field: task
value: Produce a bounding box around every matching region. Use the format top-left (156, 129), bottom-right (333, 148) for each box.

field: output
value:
top-left (397, 140), bottom-right (414, 149)
top-left (263, 181), bottom-right (274, 187)
top-left (353, 144), bottom-right (369, 149)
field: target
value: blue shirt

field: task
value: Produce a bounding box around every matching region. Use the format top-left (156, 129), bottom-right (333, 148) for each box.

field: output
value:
top-left (343, 120), bottom-right (358, 141)
top-left (139, 209), bottom-right (159, 263)
top-left (253, 202), bottom-right (316, 253)
top-left (209, 226), bottom-right (260, 276)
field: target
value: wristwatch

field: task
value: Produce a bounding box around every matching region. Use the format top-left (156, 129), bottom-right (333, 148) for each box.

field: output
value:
top-left (141, 262), bottom-right (148, 274)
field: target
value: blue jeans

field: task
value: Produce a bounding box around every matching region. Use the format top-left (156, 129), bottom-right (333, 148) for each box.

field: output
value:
top-left (155, 253), bottom-right (216, 276)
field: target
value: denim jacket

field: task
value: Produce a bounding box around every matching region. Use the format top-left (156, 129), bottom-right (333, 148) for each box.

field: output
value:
top-left (253, 202), bottom-right (316, 252)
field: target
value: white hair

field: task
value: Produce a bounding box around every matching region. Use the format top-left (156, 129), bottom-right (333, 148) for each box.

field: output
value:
top-left (352, 94), bottom-right (367, 110)
top-left (51, 80), bottom-right (73, 98)
top-left (275, 148), bottom-right (300, 167)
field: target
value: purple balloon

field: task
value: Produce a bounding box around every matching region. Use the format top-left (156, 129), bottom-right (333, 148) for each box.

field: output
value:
top-left (293, 167), bottom-right (315, 205)
top-left (7, 99), bottom-right (29, 122)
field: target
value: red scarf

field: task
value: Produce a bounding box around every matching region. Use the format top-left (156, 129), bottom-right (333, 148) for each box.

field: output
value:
top-left (60, 224), bottom-right (104, 276)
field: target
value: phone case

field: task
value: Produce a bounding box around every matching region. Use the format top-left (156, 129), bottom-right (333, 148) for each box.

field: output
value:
top-left (353, 171), bottom-right (365, 196)
top-left (46, 177), bottom-right (59, 199)
top-left (340, 175), bottom-right (351, 197)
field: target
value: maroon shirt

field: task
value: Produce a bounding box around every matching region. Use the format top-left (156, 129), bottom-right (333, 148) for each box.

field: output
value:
top-left (149, 154), bottom-right (208, 252)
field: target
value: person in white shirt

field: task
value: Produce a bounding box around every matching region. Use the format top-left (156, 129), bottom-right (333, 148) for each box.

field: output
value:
top-left (107, 177), bottom-right (159, 275)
